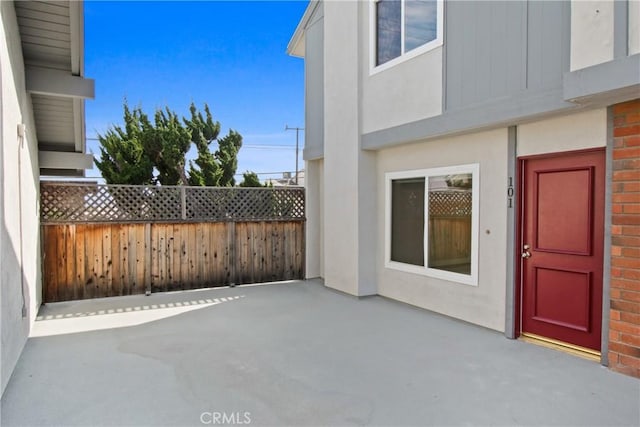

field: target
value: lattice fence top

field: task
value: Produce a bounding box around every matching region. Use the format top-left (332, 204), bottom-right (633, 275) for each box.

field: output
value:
top-left (41, 183), bottom-right (305, 223)
top-left (429, 190), bottom-right (472, 217)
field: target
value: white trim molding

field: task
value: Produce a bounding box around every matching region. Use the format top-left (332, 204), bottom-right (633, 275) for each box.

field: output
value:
top-left (26, 67), bottom-right (95, 100)
top-left (38, 151), bottom-right (94, 171)
top-left (385, 163), bottom-right (480, 286)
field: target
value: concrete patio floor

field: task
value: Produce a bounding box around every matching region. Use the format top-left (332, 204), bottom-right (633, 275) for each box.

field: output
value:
top-left (1, 279), bottom-right (638, 426)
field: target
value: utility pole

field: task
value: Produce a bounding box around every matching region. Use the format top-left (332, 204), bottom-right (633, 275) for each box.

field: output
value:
top-left (285, 125), bottom-right (304, 185)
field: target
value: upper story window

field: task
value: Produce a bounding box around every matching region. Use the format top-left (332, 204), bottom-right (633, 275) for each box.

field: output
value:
top-left (373, 0), bottom-right (443, 71)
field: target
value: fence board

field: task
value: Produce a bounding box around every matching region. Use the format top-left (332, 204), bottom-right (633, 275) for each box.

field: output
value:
top-left (75, 225), bottom-right (85, 300)
top-left (178, 224), bottom-right (188, 288)
top-left (144, 224), bottom-right (151, 294)
top-left (286, 222), bottom-right (295, 280)
top-left (118, 226), bottom-right (128, 295)
top-left (173, 225), bottom-right (181, 287)
top-left (160, 225), bottom-right (167, 288)
top-left (198, 224), bottom-right (210, 284)
top-left (127, 225), bottom-right (137, 294)
top-left (105, 226), bottom-right (114, 297)
top-left (236, 222), bottom-right (249, 284)
top-left (50, 226), bottom-right (60, 302)
top-left (43, 226), bottom-right (57, 302)
top-left (84, 225), bottom-right (94, 299)
top-left (56, 225), bottom-right (66, 301)
top-left (190, 224), bottom-right (198, 288)
top-left (111, 225), bottom-right (121, 296)
top-left (428, 217), bottom-right (472, 267)
top-left (221, 222), bottom-right (233, 284)
top-left (137, 225), bottom-right (146, 294)
top-left (100, 225), bottom-right (109, 297)
top-left (154, 225), bottom-right (165, 291)
top-left (86, 224), bottom-right (97, 299)
top-left (167, 225), bottom-right (175, 287)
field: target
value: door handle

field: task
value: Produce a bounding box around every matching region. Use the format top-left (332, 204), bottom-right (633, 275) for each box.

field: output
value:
top-left (522, 244), bottom-right (531, 259)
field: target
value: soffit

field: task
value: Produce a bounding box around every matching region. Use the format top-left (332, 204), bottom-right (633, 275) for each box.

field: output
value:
top-left (14, 0), bottom-right (92, 176)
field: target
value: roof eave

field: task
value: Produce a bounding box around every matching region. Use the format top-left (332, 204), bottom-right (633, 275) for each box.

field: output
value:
top-left (15, 0), bottom-right (92, 177)
top-left (69, 0), bottom-right (86, 158)
top-left (286, 1), bottom-right (320, 58)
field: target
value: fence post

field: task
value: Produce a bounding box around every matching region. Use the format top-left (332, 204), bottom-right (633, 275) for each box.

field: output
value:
top-left (181, 186), bottom-right (187, 220)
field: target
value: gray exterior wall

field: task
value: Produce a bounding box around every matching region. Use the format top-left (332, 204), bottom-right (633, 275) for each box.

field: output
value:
top-left (525, 1), bottom-right (570, 92)
top-left (303, 3), bottom-right (324, 161)
top-left (446, 1), bottom-right (568, 111)
top-left (444, 1), bottom-right (527, 110)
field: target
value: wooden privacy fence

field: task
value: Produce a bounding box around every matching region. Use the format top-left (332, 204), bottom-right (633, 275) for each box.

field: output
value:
top-left (427, 190), bottom-right (472, 270)
top-left (40, 183), bottom-right (305, 302)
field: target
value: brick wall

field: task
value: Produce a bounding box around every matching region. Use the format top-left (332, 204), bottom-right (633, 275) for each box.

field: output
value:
top-left (609, 99), bottom-right (640, 377)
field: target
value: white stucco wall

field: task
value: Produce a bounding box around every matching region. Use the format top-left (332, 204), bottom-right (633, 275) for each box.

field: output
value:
top-left (1, 1), bottom-right (42, 396)
top-left (360, 2), bottom-right (443, 134)
top-left (305, 159), bottom-right (324, 279)
top-left (517, 109), bottom-right (607, 157)
top-left (629, 0), bottom-right (640, 55)
top-left (376, 129), bottom-right (509, 332)
top-left (323, 0), bottom-right (359, 295)
top-left (570, 1), bottom-right (615, 71)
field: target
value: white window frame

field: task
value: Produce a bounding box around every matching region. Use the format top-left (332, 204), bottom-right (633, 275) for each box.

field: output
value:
top-left (369, 0), bottom-right (444, 75)
top-left (385, 164), bottom-right (480, 286)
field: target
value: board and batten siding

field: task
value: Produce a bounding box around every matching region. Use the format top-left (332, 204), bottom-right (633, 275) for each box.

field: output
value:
top-left (445, 0), bottom-right (569, 112)
top-left (444, 1), bottom-right (526, 110)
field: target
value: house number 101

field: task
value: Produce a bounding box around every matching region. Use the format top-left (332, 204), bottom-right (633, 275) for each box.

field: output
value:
top-left (507, 177), bottom-right (514, 208)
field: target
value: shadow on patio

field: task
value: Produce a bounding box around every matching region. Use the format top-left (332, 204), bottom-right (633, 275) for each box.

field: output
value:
top-left (1, 279), bottom-right (638, 426)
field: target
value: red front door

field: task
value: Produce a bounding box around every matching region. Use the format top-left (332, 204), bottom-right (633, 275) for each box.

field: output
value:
top-left (520, 149), bottom-right (605, 351)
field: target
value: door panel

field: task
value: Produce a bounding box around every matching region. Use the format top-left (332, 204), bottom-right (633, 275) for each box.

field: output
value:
top-left (521, 150), bottom-right (604, 351)
top-left (536, 168), bottom-right (593, 254)
top-left (533, 268), bottom-right (590, 331)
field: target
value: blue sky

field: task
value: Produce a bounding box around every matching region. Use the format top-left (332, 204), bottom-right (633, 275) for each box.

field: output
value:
top-left (84, 1), bottom-right (308, 182)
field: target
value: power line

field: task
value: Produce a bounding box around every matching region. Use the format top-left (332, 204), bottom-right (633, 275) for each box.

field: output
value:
top-left (234, 171), bottom-right (298, 177)
top-left (85, 138), bottom-right (299, 150)
top-left (284, 125), bottom-right (304, 185)
top-left (46, 171), bottom-right (297, 179)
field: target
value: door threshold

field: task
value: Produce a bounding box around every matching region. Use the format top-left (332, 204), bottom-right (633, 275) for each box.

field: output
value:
top-left (519, 333), bottom-right (601, 362)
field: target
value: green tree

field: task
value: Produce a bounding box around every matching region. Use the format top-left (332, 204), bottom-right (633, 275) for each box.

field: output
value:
top-left (185, 103), bottom-right (222, 186)
top-left (141, 107), bottom-right (191, 185)
top-left (216, 130), bottom-right (242, 186)
top-left (95, 105), bottom-right (154, 185)
top-left (96, 102), bottom-right (246, 187)
top-left (186, 104), bottom-right (242, 187)
top-left (239, 171), bottom-right (263, 187)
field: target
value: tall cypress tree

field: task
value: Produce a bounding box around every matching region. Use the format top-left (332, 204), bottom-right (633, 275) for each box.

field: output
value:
top-left (95, 104), bottom-right (154, 185)
top-left (95, 102), bottom-right (246, 187)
